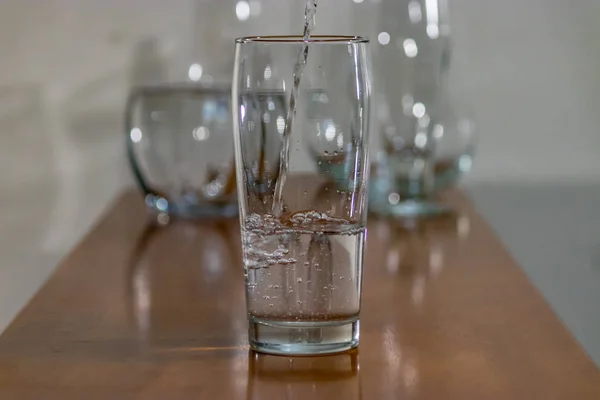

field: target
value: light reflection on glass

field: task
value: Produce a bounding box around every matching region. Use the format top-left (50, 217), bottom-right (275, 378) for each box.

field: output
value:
top-left (155, 197), bottom-right (168, 212)
top-left (378, 32), bottom-right (391, 46)
top-left (414, 132), bottom-right (428, 148)
top-left (418, 114), bottom-right (430, 128)
top-left (425, 0), bottom-right (440, 39)
top-left (408, 0), bottom-right (422, 23)
top-left (459, 155), bottom-right (472, 172)
top-left (276, 116), bottom-right (285, 134)
top-left (156, 213), bottom-right (170, 225)
top-left (263, 65), bottom-right (272, 80)
top-left (130, 127), bottom-right (142, 143)
top-left (193, 126), bottom-right (210, 141)
top-left (188, 63), bottom-right (203, 81)
top-left (403, 38), bottom-right (418, 58)
top-left (412, 102), bottom-right (426, 118)
top-left (325, 122), bottom-right (336, 141)
top-left (433, 123), bottom-right (444, 139)
top-left (336, 133), bottom-right (344, 148)
top-left (236, 1), bottom-right (251, 21)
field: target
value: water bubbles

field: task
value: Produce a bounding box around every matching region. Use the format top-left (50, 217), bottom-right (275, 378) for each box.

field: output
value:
top-left (244, 213), bottom-right (365, 323)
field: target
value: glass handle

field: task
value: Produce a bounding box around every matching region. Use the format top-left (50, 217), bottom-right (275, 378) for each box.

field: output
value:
top-left (124, 87), bottom-right (154, 196)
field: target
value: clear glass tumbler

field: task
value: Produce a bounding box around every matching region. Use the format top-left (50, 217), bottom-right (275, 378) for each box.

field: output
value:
top-left (232, 36), bottom-right (372, 355)
top-left (125, 82), bottom-right (237, 220)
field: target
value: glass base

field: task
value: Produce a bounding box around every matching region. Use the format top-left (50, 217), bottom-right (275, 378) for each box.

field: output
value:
top-left (248, 318), bottom-right (359, 356)
top-left (369, 200), bottom-right (452, 218)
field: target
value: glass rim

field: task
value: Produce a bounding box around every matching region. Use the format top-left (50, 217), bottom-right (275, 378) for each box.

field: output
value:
top-left (235, 35), bottom-right (369, 44)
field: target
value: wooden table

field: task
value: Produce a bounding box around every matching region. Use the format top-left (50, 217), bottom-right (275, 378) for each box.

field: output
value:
top-left (0, 190), bottom-right (599, 399)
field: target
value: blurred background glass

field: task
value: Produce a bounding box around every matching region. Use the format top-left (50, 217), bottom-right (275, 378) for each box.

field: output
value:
top-left (126, 82), bottom-right (237, 219)
top-left (1, 0), bottom-right (600, 363)
top-left (363, 0), bottom-right (472, 217)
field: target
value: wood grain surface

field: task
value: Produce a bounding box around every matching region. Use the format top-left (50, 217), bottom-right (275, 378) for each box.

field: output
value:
top-left (0, 186), bottom-right (598, 399)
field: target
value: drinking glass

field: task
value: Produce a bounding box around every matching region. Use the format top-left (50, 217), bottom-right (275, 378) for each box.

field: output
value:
top-left (125, 82), bottom-right (237, 220)
top-left (232, 36), bottom-right (371, 355)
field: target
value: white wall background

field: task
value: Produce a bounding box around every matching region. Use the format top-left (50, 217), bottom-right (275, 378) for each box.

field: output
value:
top-left (0, 0), bottom-right (599, 331)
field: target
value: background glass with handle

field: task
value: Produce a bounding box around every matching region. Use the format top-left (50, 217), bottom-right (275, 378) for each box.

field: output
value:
top-left (125, 82), bottom-right (237, 220)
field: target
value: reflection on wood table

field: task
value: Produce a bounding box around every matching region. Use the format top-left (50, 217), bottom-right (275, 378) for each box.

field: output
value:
top-left (0, 185), bottom-right (598, 399)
